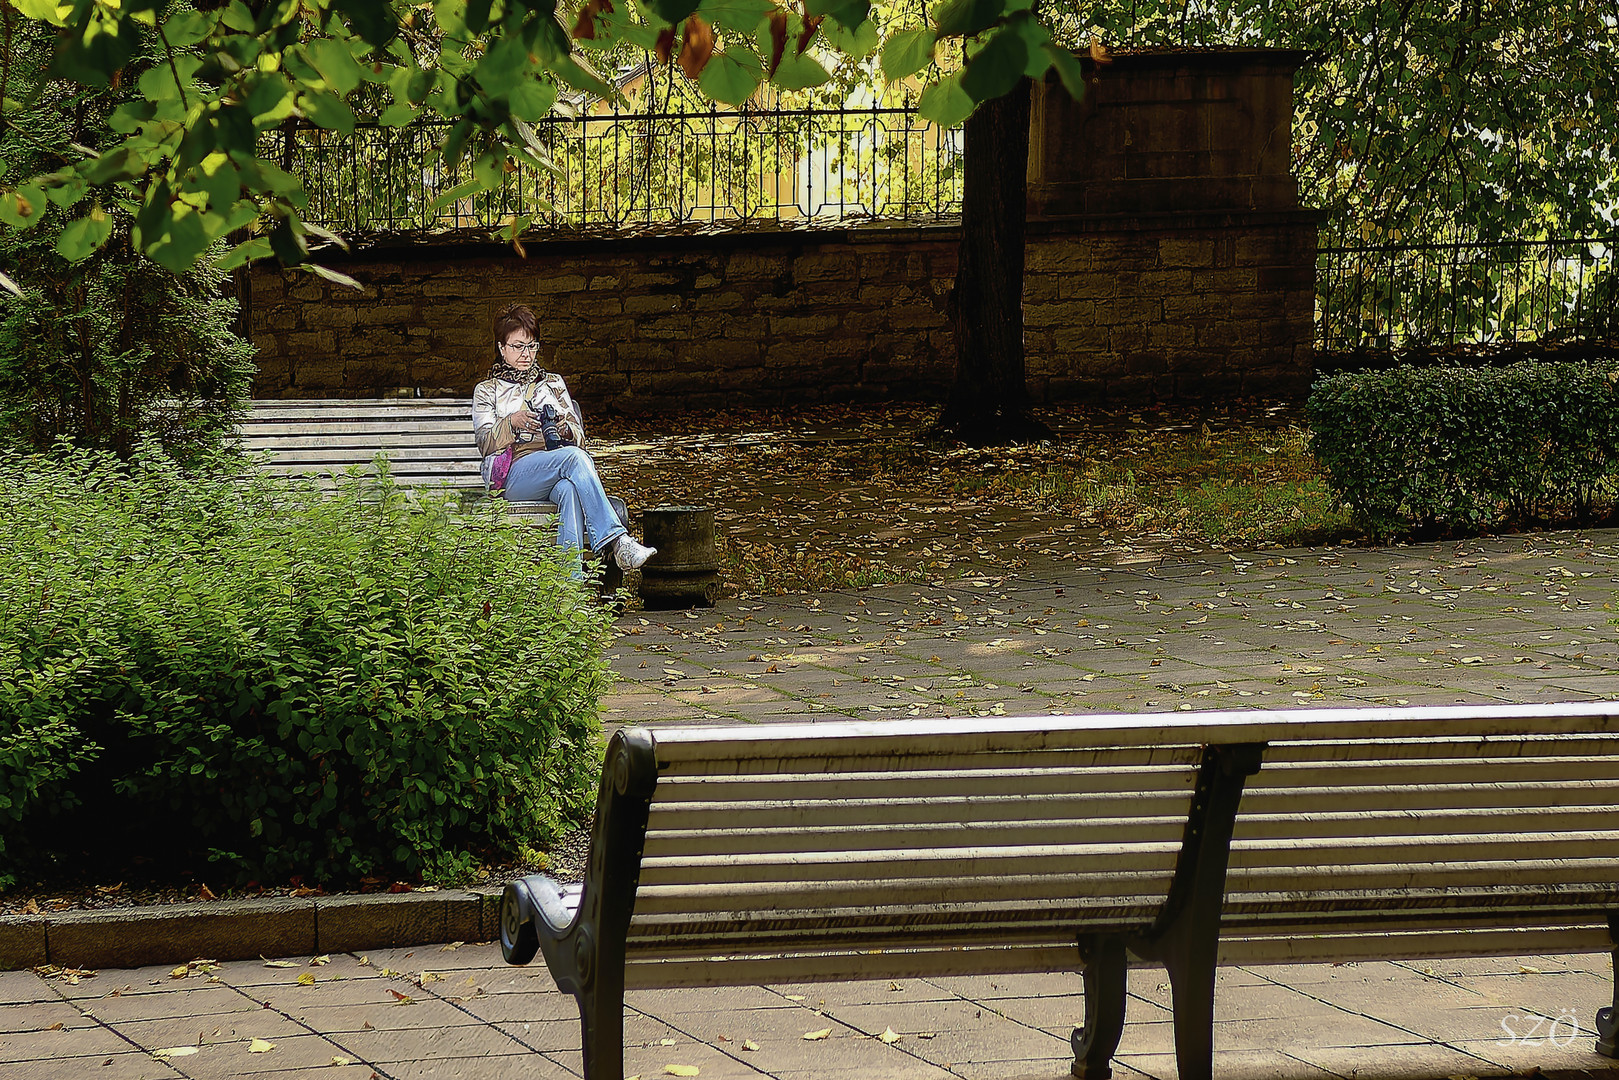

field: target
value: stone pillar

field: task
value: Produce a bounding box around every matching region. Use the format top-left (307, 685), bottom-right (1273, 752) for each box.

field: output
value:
top-left (1023, 48), bottom-right (1325, 400)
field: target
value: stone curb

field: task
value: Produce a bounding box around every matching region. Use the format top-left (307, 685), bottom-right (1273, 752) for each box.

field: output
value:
top-left (0, 888), bottom-right (505, 971)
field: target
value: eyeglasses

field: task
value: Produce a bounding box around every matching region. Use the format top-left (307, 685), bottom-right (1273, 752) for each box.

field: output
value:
top-left (503, 341), bottom-right (541, 354)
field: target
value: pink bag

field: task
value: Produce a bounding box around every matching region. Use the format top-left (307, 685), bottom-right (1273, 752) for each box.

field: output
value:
top-left (488, 446), bottom-right (515, 491)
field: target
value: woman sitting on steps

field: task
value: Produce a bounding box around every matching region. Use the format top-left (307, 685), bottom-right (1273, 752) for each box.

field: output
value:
top-left (472, 303), bottom-right (655, 578)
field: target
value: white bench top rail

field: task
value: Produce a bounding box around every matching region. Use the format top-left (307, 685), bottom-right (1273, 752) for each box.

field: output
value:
top-left (499, 704), bottom-right (1619, 1080)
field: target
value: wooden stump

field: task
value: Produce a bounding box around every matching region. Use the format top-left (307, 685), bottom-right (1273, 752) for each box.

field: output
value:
top-left (638, 506), bottom-right (720, 609)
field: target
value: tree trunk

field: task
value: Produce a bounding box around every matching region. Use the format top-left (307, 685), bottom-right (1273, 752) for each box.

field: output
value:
top-left (934, 76), bottom-right (1050, 446)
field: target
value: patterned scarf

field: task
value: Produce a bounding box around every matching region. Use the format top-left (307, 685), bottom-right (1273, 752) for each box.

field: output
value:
top-left (488, 356), bottom-right (538, 384)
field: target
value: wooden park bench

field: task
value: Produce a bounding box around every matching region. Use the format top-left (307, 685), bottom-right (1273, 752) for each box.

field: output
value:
top-left (500, 703), bottom-right (1619, 1080)
top-left (237, 398), bottom-right (626, 589)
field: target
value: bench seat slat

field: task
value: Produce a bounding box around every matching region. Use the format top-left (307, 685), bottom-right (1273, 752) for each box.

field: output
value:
top-left (642, 817), bottom-right (1189, 858)
top-left (651, 792), bottom-right (1196, 829)
top-left (631, 872), bottom-right (1180, 915)
top-left (1259, 734), bottom-right (1619, 762)
top-left (1245, 758), bottom-right (1619, 789)
top-left (1228, 858), bottom-right (1619, 893)
top-left (637, 843), bottom-right (1185, 888)
top-left (651, 767), bottom-right (1200, 801)
top-left (623, 942), bottom-right (1084, 989)
top-left (1230, 806), bottom-right (1619, 841)
top-left (1216, 925), bottom-right (1614, 966)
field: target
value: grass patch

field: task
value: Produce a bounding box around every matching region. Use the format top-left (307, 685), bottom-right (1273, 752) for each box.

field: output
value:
top-left (954, 422), bottom-right (1354, 547)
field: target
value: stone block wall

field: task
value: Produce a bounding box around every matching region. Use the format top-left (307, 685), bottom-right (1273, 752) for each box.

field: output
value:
top-left (248, 216), bottom-right (1314, 407)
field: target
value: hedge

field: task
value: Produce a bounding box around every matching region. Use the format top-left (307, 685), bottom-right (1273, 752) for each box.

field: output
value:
top-left (0, 449), bottom-right (614, 889)
top-left (1306, 359), bottom-right (1619, 536)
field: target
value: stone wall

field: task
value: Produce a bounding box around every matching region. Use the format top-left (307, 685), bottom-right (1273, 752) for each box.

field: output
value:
top-left (248, 214), bottom-right (1315, 407)
top-left (248, 48), bottom-right (1320, 408)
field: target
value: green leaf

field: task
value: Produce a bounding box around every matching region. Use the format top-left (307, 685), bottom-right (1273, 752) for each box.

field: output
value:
top-left (697, 0), bottom-right (774, 34)
top-left (246, 72), bottom-right (298, 126)
top-left (1007, 10), bottom-right (1051, 75)
top-left (822, 16), bottom-right (878, 59)
top-left (298, 90), bottom-right (357, 134)
top-left (474, 36), bottom-right (529, 93)
top-left (55, 206), bottom-right (113, 262)
top-left (330, 0), bottom-right (399, 47)
top-left (959, 26), bottom-right (1026, 103)
top-left (306, 262), bottom-right (364, 290)
top-left (161, 9), bottom-right (217, 46)
top-left (646, 0), bottom-right (701, 25)
top-left (107, 99), bottom-right (157, 134)
top-left (215, 236), bottom-right (271, 270)
top-left (464, 0), bottom-right (493, 34)
top-left (918, 72), bottom-right (974, 128)
top-left (507, 79), bottom-right (557, 122)
top-left (0, 186), bottom-right (46, 229)
top-left (305, 38), bottom-right (366, 96)
top-left (45, 176), bottom-right (89, 208)
top-left (85, 146), bottom-right (147, 185)
top-left (770, 50), bottom-right (830, 91)
top-left (145, 207), bottom-right (214, 273)
top-left (428, 175), bottom-right (491, 212)
top-left (377, 102), bottom-right (420, 126)
top-left (806, 0), bottom-right (869, 30)
top-left (1042, 43), bottom-right (1085, 102)
top-left (880, 27), bottom-right (937, 81)
top-left (698, 48), bottom-right (764, 106)
top-left (932, 0), bottom-right (1002, 37)
top-left (136, 54), bottom-right (203, 103)
top-left (12, 0), bottom-right (67, 25)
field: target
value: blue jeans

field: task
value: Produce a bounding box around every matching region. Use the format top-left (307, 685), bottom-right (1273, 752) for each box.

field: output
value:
top-left (501, 446), bottom-right (627, 568)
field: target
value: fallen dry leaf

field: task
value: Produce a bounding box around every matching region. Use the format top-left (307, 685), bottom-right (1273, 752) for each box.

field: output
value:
top-left (879, 1027), bottom-right (900, 1044)
top-left (310, 955), bottom-right (331, 966)
top-left (664, 1066), bottom-right (700, 1077)
top-left (152, 1046), bottom-right (198, 1058)
top-left (297, 973), bottom-right (316, 986)
top-left (802, 1027), bottom-right (832, 1041)
top-left (247, 1037), bottom-right (275, 1053)
top-left (262, 959), bottom-right (298, 968)
top-left (169, 966), bottom-right (190, 979)
top-left (741, 1039), bottom-right (760, 1051)
top-left (658, 1038), bottom-right (678, 1046)
top-left (331, 1056), bottom-right (352, 1066)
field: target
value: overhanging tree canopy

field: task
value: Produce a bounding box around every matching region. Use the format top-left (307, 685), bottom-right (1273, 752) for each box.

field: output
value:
top-left (0, 0), bottom-right (1087, 281)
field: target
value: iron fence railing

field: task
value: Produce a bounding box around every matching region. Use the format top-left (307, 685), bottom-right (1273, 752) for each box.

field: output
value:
top-left (1317, 235), bottom-right (1619, 352)
top-left (270, 104), bottom-right (964, 233)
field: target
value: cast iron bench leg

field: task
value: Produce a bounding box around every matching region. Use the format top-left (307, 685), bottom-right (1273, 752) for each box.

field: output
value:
top-left (1599, 912), bottom-right (1618, 1058)
top-left (1072, 934), bottom-right (1128, 1079)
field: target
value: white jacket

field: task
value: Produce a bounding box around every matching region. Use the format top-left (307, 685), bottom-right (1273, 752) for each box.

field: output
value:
top-left (471, 372), bottom-right (587, 461)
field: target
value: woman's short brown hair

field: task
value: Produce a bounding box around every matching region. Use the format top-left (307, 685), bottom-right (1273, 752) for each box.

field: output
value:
top-left (492, 303), bottom-right (539, 347)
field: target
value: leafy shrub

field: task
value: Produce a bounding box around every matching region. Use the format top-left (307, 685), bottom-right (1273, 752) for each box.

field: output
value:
top-left (0, 449), bottom-right (613, 890)
top-left (1307, 360), bottom-right (1619, 536)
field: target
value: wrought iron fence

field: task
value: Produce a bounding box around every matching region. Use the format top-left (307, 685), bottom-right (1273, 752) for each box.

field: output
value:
top-left (1316, 235), bottom-right (1619, 352)
top-left (271, 103), bottom-right (964, 233)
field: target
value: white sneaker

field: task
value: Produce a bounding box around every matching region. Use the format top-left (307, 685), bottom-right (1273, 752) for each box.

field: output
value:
top-left (614, 535), bottom-right (657, 571)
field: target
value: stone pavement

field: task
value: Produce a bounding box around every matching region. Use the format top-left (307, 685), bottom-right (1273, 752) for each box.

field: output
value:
top-left (5, 529), bottom-right (1619, 1080)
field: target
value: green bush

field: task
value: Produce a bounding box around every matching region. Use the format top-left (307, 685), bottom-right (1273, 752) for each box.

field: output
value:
top-left (0, 449), bottom-right (614, 890)
top-left (1307, 359), bottom-right (1619, 536)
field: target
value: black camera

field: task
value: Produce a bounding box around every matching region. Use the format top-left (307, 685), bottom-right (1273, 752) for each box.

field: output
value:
top-left (539, 404), bottom-right (564, 450)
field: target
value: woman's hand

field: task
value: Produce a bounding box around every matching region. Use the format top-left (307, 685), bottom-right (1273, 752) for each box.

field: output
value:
top-left (510, 408), bottom-right (537, 433)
